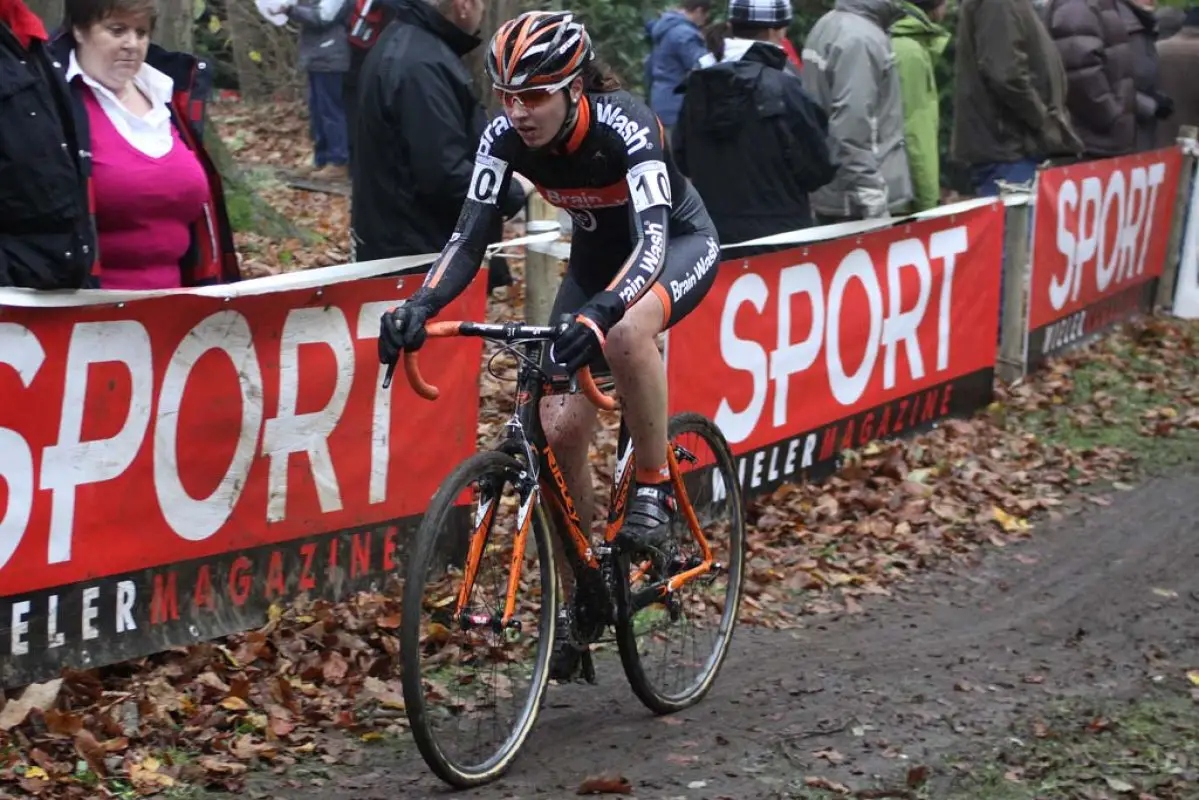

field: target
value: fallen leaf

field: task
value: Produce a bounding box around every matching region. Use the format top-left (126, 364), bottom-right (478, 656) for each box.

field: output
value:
top-left (814, 748), bottom-right (846, 765)
top-left (73, 729), bottom-right (107, 776)
top-left (1105, 776), bottom-right (1136, 793)
top-left (220, 695), bottom-right (251, 712)
top-left (198, 756), bottom-right (249, 775)
top-left (323, 651), bottom-right (349, 684)
top-left (804, 776), bottom-right (852, 795)
top-left (1152, 588), bottom-right (1179, 599)
top-left (906, 765), bottom-right (930, 788)
top-left (576, 774), bottom-right (633, 794)
top-left (1187, 670), bottom-right (1199, 687)
top-left (992, 506), bottom-right (1031, 533)
top-left (0, 679), bottom-right (62, 730)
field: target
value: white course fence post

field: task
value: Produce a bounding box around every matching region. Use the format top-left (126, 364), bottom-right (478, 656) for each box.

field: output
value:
top-left (1155, 126), bottom-right (1198, 313)
top-left (996, 189), bottom-right (1034, 383)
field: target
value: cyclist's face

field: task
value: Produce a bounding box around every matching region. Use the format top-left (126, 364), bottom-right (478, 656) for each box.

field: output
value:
top-left (499, 78), bottom-right (581, 148)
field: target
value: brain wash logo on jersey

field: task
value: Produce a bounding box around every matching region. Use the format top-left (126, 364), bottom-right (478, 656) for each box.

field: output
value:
top-left (595, 102), bottom-right (652, 155)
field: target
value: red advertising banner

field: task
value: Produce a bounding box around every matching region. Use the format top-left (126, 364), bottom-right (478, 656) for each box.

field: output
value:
top-left (667, 202), bottom-right (1004, 496)
top-left (0, 275), bottom-right (484, 686)
top-left (1027, 147), bottom-right (1183, 365)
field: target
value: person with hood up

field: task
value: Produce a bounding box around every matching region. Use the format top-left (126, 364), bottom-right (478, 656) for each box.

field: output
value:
top-left (350, 0), bottom-right (527, 263)
top-left (801, 0), bottom-right (913, 221)
top-left (674, 0), bottom-right (835, 246)
top-left (891, 0), bottom-right (950, 211)
top-left (645, 0), bottom-right (712, 139)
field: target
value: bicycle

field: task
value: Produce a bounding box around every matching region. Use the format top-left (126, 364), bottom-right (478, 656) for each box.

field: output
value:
top-left (383, 317), bottom-right (746, 788)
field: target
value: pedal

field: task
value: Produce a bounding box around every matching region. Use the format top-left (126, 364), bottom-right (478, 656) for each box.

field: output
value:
top-left (579, 646), bottom-right (597, 684)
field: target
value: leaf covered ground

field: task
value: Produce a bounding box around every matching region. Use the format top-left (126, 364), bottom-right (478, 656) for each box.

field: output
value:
top-left (2, 102), bottom-right (1197, 798)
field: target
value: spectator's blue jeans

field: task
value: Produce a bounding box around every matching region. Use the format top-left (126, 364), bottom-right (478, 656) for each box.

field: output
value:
top-left (307, 71), bottom-right (349, 167)
top-left (971, 159), bottom-right (1040, 343)
top-left (970, 158), bottom-right (1038, 197)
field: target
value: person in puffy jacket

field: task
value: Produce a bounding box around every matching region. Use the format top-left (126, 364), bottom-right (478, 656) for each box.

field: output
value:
top-left (646, 0), bottom-right (712, 137)
top-left (1045, 0), bottom-right (1138, 158)
top-left (891, 0), bottom-right (950, 210)
top-left (675, 0), bottom-right (835, 246)
top-left (801, 0), bottom-right (913, 220)
top-left (1116, 0), bottom-right (1173, 152)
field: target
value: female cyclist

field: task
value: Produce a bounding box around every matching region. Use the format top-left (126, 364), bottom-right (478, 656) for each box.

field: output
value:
top-left (378, 10), bottom-right (722, 679)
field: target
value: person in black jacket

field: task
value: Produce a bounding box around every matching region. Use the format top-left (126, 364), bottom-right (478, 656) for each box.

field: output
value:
top-left (673, 0), bottom-right (835, 250)
top-left (350, 0), bottom-right (526, 262)
top-left (0, 0), bottom-right (96, 289)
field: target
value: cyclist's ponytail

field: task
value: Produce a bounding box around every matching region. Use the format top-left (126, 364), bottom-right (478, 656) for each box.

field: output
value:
top-left (581, 59), bottom-right (622, 94)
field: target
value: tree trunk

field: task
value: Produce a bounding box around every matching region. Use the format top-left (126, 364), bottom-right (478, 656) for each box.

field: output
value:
top-left (155, 0), bottom-right (195, 52)
top-left (24, 0), bottom-right (62, 31)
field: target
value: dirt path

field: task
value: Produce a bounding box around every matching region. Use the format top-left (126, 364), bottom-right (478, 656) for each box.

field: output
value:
top-left (241, 474), bottom-right (1199, 799)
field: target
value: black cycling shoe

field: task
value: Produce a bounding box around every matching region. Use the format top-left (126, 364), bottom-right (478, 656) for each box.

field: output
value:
top-left (549, 604), bottom-right (584, 682)
top-left (616, 482), bottom-right (679, 570)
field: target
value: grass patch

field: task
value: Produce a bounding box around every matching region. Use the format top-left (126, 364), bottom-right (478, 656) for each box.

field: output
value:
top-left (778, 689), bottom-right (1199, 800)
top-left (1016, 324), bottom-right (1199, 473)
top-left (934, 690), bottom-right (1199, 799)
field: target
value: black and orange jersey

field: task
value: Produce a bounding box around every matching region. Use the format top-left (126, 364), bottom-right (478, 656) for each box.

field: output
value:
top-left (416, 89), bottom-right (710, 313)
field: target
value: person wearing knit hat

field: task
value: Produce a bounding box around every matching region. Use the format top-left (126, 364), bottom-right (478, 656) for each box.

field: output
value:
top-left (725, 0), bottom-right (802, 67)
top-left (674, 0), bottom-right (836, 248)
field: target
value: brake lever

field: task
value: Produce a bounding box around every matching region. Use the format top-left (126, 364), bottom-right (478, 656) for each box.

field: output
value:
top-left (382, 359), bottom-right (398, 389)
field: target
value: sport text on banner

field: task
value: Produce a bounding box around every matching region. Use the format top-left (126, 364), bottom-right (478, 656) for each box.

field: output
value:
top-left (0, 274), bottom-right (485, 687)
top-left (666, 201), bottom-right (1004, 497)
top-left (1027, 148), bottom-right (1184, 367)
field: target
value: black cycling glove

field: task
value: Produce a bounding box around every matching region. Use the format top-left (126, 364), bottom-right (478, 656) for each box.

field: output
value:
top-left (379, 296), bottom-right (434, 364)
top-left (552, 291), bottom-right (625, 374)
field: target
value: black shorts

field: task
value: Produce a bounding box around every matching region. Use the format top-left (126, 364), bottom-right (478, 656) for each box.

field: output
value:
top-left (543, 226), bottom-right (721, 376)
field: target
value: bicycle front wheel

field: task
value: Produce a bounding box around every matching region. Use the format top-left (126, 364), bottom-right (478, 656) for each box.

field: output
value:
top-left (400, 451), bottom-right (556, 788)
top-left (615, 412), bottom-right (747, 714)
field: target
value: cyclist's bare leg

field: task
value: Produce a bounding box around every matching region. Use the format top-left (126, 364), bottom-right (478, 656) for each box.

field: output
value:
top-left (604, 292), bottom-right (668, 476)
top-left (539, 392), bottom-right (598, 596)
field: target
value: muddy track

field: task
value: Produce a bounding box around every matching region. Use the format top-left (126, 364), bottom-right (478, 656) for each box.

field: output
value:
top-left (245, 474), bottom-right (1199, 799)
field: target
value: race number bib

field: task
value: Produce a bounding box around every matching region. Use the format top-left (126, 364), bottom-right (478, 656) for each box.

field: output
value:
top-left (627, 161), bottom-right (671, 212)
top-left (468, 154), bottom-right (508, 205)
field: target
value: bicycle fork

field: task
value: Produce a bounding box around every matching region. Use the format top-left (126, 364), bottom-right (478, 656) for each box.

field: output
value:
top-left (453, 472), bottom-right (539, 636)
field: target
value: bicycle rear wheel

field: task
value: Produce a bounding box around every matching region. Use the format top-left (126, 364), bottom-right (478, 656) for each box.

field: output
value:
top-left (400, 451), bottom-right (556, 788)
top-left (615, 412), bottom-right (746, 714)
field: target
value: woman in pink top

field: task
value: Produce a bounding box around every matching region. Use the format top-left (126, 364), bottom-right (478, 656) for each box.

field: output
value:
top-left (57, 0), bottom-right (239, 290)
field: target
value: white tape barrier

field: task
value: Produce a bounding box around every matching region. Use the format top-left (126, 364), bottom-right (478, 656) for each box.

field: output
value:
top-left (1173, 158), bottom-right (1199, 319)
top-left (0, 226), bottom-right (563, 309)
top-left (0, 192), bottom-right (1033, 309)
top-left (533, 194), bottom-right (1024, 258)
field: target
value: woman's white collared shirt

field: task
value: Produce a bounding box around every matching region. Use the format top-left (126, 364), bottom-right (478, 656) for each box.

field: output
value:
top-left (66, 50), bottom-right (177, 158)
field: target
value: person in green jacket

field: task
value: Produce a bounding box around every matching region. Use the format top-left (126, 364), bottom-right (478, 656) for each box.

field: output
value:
top-left (891, 0), bottom-right (950, 211)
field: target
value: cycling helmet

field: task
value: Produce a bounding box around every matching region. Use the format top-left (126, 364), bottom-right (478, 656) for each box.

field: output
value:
top-left (487, 11), bottom-right (593, 92)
